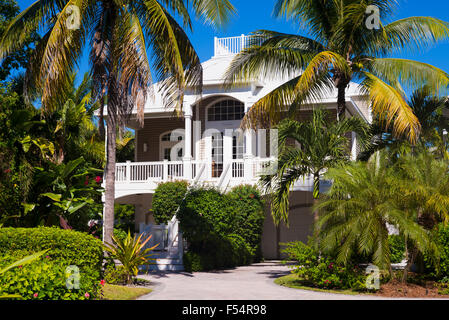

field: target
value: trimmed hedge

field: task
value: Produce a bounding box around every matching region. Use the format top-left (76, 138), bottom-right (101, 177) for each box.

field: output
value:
top-left (183, 234), bottom-right (253, 272)
top-left (178, 185), bottom-right (265, 272)
top-left (0, 227), bottom-right (103, 299)
top-left (152, 181), bottom-right (189, 224)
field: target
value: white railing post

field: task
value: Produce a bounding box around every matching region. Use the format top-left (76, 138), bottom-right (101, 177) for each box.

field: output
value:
top-left (126, 161), bottom-right (131, 182)
top-left (214, 36), bottom-right (218, 56)
top-left (163, 160), bottom-right (169, 181)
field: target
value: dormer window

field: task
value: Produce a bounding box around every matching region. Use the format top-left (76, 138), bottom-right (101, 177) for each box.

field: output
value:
top-left (208, 99), bottom-right (245, 121)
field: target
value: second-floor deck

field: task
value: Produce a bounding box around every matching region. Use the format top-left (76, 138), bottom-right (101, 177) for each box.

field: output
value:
top-left (112, 158), bottom-right (325, 200)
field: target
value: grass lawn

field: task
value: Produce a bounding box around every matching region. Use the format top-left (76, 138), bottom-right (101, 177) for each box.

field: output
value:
top-left (101, 284), bottom-right (152, 300)
top-left (274, 274), bottom-right (371, 296)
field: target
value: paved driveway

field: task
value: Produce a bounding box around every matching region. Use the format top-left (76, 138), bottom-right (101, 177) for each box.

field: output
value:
top-left (138, 261), bottom-right (388, 300)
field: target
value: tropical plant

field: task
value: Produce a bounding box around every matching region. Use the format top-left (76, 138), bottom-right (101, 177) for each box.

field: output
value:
top-left (314, 152), bottom-right (439, 274)
top-left (103, 231), bottom-right (158, 284)
top-left (261, 108), bottom-right (369, 225)
top-left (0, 0), bottom-right (236, 244)
top-left (21, 157), bottom-right (103, 227)
top-left (225, 0), bottom-right (449, 142)
top-left (360, 87), bottom-right (449, 161)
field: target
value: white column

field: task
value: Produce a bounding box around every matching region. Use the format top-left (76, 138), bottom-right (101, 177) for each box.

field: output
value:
top-left (244, 102), bottom-right (255, 180)
top-left (183, 106), bottom-right (193, 180)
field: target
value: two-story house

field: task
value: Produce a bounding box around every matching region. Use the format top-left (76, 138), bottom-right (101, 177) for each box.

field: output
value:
top-left (106, 35), bottom-right (372, 266)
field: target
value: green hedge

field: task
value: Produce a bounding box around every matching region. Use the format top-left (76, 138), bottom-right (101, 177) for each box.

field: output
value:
top-left (152, 181), bottom-right (189, 224)
top-left (183, 234), bottom-right (253, 272)
top-left (0, 227), bottom-right (103, 299)
top-left (179, 185), bottom-right (265, 272)
top-left (424, 224), bottom-right (449, 279)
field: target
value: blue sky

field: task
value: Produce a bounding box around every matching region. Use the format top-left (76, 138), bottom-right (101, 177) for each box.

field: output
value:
top-left (15, 0), bottom-right (449, 84)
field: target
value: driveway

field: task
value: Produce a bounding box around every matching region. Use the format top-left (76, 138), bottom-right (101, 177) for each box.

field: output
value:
top-left (137, 261), bottom-right (388, 300)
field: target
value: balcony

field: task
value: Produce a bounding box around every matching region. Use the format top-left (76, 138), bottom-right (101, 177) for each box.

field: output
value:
top-left (113, 158), bottom-right (321, 199)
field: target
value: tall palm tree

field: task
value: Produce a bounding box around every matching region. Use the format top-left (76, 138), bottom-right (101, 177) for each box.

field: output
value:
top-left (314, 152), bottom-right (439, 274)
top-left (0, 0), bottom-right (235, 244)
top-left (261, 108), bottom-right (369, 225)
top-left (225, 0), bottom-right (449, 143)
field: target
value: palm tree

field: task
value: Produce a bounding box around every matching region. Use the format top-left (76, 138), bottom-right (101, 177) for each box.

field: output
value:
top-left (261, 108), bottom-right (369, 225)
top-left (360, 87), bottom-right (449, 161)
top-left (225, 0), bottom-right (449, 142)
top-left (314, 152), bottom-right (439, 274)
top-left (0, 0), bottom-right (235, 244)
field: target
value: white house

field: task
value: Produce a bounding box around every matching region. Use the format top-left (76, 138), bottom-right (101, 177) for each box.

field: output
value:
top-left (105, 35), bottom-right (372, 270)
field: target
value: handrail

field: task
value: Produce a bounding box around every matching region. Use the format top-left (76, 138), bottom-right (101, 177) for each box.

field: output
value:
top-left (217, 163), bottom-right (231, 191)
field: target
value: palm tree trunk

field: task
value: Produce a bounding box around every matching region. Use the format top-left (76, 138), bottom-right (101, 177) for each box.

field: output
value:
top-left (336, 83), bottom-right (347, 122)
top-left (103, 1), bottom-right (117, 245)
top-left (333, 71), bottom-right (350, 122)
top-left (313, 172), bottom-right (320, 223)
top-left (103, 107), bottom-right (116, 245)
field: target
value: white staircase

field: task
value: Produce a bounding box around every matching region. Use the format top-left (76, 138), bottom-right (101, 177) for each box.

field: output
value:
top-left (139, 216), bottom-right (184, 271)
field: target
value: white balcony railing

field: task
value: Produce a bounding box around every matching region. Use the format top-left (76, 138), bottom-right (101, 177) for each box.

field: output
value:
top-left (214, 34), bottom-right (263, 57)
top-left (115, 158), bottom-right (276, 184)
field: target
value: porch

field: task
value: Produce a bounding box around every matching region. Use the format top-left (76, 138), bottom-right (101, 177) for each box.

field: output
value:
top-left (113, 157), bottom-right (317, 199)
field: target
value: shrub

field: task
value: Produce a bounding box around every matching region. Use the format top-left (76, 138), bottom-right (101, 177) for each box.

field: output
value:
top-left (0, 256), bottom-right (101, 300)
top-left (227, 185), bottom-right (265, 261)
top-left (389, 235), bottom-right (406, 264)
top-left (103, 265), bottom-right (129, 285)
top-left (178, 185), bottom-right (265, 271)
top-left (152, 181), bottom-right (189, 224)
top-left (281, 241), bottom-right (370, 291)
top-left (183, 234), bottom-right (253, 272)
top-left (424, 224), bottom-right (449, 279)
top-left (0, 227), bottom-right (103, 285)
top-left (103, 231), bottom-right (157, 284)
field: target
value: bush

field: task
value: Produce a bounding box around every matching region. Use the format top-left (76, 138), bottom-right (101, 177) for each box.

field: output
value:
top-left (0, 256), bottom-right (101, 300)
top-left (389, 235), bottom-right (406, 264)
top-left (424, 224), bottom-right (449, 279)
top-left (103, 265), bottom-right (129, 285)
top-left (183, 234), bottom-right (253, 272)
top-left (0, 227), bottom-right (104, 296)
top-left (281, 241), bottom-right (370, 291)
top-left (178, 185), bottom-right (265, 271)
top-left (227, 185), bottom-right (265, 261)
top-left (152, 181), bottom-right (189, 224)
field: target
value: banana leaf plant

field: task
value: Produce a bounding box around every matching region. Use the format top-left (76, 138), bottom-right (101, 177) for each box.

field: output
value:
top-left (22, 157), bottom-right (103, 226)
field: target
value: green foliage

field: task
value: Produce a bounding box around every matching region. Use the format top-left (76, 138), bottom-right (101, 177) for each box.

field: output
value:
top-left (0, 227), bottom-right (103, 299)
top-left (179, 185), bottom-right (265, 271)
top-left (281, 241), bottom-right (370, 291)
top-left (0, 256), bottom-right (100, 300)
top-left (315, 152), bottom-right (439, 271)
top-left (103, 265), bottom-right (129, 286)
top-left (103, 231), bottom-right (157, 284)
top-left (260, 108), bottom-right (370, 225)
top-left (183, 234), bottom-right (253, 272)
top-left (0, 227), bottom-right (103, 281)
top-left (152, 181), bottom-right (189, 224)
top-left (114, 204), bottom-right (135, 234)
top-left (424, 224), bottom-right (449, 279)
top-left (227, 185), bottom-right (265, 261)
top-left (389, 235), bottom-right (406, 264)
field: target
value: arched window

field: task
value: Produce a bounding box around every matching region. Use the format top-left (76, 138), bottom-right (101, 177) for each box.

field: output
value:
top-left (208, 99), bottom-right (244, 121)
